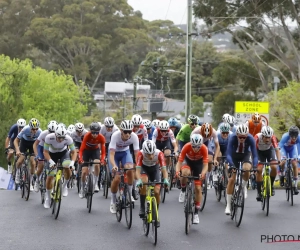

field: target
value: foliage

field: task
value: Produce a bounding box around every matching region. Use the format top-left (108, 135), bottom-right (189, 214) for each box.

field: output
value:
top-left (191, 95), bottom-right (204, 117)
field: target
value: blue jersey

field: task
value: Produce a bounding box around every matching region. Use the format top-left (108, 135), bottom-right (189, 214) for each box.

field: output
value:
top-left (226, 134), bottom-right (258, 167)
top-left (17, 125), bottom-right (42, 141)
top-left (147, 126), bottom-right (156, 140)
top-left (279, 133), bottom-right (300, 151)
top-left (7, 124), bottom-right (19, 140)
top-left (217, 122), bottom-right (236, 134)
top-left (217, 131), bottom-right (232, 154)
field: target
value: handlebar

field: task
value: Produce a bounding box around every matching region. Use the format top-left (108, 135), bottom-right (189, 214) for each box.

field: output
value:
top-left (258, 161), bottom-right (280, 165)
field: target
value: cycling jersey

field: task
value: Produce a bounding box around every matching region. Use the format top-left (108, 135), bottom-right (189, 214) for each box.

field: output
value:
top-left (7, 124), bottom-right (19, 140)
top-left (136, 149), bottom-right (166, 167)
top-left (191, 127), bottom-right (219, 144)
top-left (254, 133), bottom-right (278, 151)
top-left (245, 120), bottom-right (265, 136)
top-left (147, 125), bottom-right (155, 140)
top-left (178, 143), bottom-right (208, 162)
top-left (152, 128), bottom-right (176, 143)
top-left (100, 125), bottom-right (119, 143)
top-left (133, 124), bottom-right (148, 141)
top-left (37, 130), bottom-right (51, 146)
top-left (279, 133), bottom-right (300, 149)
top-left (44, 134), bottom-right (75, 153)
top-left (109, 131), bottom-right (139, 152)
top-left (17, 125), bottom-right (41, 141)
top-left (217, 131), bottom-right (232, 155)
top-left (176, 124), bottom-right (198, 142)
top-left (79, 132), bottom-right (106, 162)
top-left (70, 129), bottom-right (88, 143)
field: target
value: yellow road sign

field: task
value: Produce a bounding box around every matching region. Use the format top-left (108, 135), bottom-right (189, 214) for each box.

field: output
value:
top-left (235, 101), bottom-right (269, 113)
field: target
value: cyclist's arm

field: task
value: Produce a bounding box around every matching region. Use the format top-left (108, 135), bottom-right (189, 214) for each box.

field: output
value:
top-left (226, 136), bottom-right (234, 166)
top-left (109, 150), bottom-right (117, 168)
top-left (33, 139), bottom-right (40, 156)
top-left (158, 151), bottom-right (168, 179)
top-left (169, 130), bottom-right (178, 153)
top-left (201, 145), bottom-right (209, 176)
top-left (5, 137), bottom-right (10, 148)
top-left (43, 143), bottom-right (51, 161)
top-left (249, 136), bottom-right (258, 167)
top-left (151, 129), bottom-right (158, 143)
top-left (135, 151), bottom-right (143, 179)
top-left (14, 137), bottom-right (20, 153)
top-left (68, 142), bottom-right (77, 162)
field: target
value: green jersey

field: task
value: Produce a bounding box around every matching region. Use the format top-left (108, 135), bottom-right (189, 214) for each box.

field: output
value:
top-left (176, 124), bottom-right (199, 142)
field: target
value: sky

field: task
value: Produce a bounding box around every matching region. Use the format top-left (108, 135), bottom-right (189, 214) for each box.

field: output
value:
top-left (127, 0), bottom-right (187, 25)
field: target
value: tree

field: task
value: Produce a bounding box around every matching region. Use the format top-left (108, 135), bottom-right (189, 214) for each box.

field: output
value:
top-left (191, 95), bottom-right (204, 117)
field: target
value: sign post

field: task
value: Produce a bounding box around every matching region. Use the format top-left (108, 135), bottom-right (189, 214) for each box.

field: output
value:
top-left (234, 101), bottom-right (269, 124)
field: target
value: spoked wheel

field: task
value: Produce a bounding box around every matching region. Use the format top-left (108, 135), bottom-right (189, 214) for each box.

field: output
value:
top-left (230, 195), bottom-right (235, 220)
top-left (200, 180), bottom-right (207, 212)
top-left (116, 195), bottom-right (123, 222)
top-left (143, 216), bottom-right (150, 236)
top-left (185, 191), bottom-right (192, 235)
top-left (77, 166), bottom-right (81, 194)
top-left (289, 171), bottom-right (294, 206)
top-left (104, 165), bottom-right (110, 199)
top-left (215, 180), bottom-right (222, 202)
top-left (151, 199), bottom-right (158, 245)
top-left (124, 187), bottom-right (132, 229)
top-left (40, 172), bottom-right (46, 204)
top-left (53, 180), bottom-right (62, 220)
top-left (169, 164), bottom-right (175, 191)
top-left (160, 184), bottom-right (166, 203)
top-left (265, 179), bottom-right (270, 216)
top-left (87, 174), bottom-right (93, 213)
top-left (285, 171), bottom-right (290, 201)
top-left (23, 168), bottom-right (30, 201)
top-left (261, 182), bottom-right (266, 210)
top-left (234, 186), bottom-right (245, 227)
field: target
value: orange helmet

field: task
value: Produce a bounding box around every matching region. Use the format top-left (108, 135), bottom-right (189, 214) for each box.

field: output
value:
top-left (252, 112), bottom-right (261, 122)
top-left (200, 123), bottom-right (213, 138)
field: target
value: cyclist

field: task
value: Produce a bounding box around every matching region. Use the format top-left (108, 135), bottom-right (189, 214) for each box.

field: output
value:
top-left (142, 119), bottom-right (153, 140)
top-left (168, 117), bottom-right (181, 138)
top-left (135, 140), bottom-right (169, 222)
top-left (254, 126), bottom-right (281, 201)
top-left (245, 112), bottom-right (265, 137)
top-left (176, 114), bottom-right (199, 151)
top-left (152, 120), bottom-right (179, 167)
top-left (14, 118), bottom-right (42, 191)
top-left (131, 114), bottom-right (148, 148)
top-left (228, 116), bottom-right (237, 133)
top-left (43, 125), bottom-right (77, 208)
top-left (152, 119), bottom-right (160, 128)
top-left (67, 124), bottom-right (75, 135)
top-left (71, 122), bottom-right (88, 150)
top-left (5, 118), bottom-right (26, 174)
top-left (100, 117), bottom-right (119, 157)
top-left (225, 124), bottom-right (258, 215)
top-left (279, 126), bottom-right (300, 194)
top-left (175, 134), bottom-right (208, 224)
top-left (33, 120), bottom-right (58, 192)
top-left (217, 122), bottom-right (232, 159)
top-left (108, 120), bottom-right (139, 213)
top-left (78, 122), bottom-right (106, 196)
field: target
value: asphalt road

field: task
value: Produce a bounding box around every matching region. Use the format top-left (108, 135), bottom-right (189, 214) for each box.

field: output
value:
top-left (1, 186), bottom-right (300, 250)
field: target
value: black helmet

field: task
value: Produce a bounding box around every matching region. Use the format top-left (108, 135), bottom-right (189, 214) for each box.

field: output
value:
top-left (187, 114), bottom-right (198, 124)
top-left (90, 122), bottom-right (101, 131)
top-left (289, 126), bottom-right (299, 137)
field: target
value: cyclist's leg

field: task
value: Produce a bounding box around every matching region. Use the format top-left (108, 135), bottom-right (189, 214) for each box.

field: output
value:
top-left (191, 159), bottom-right (203, 213)
top-left (121, 149), bottom-right (134, 200)
top-left (178, 158), bottom-right (191, 203)
top-left (80, 150), bottom-right (90, 197)
top-left (256, 150), bottom-right (265, 201)
top-left (268, 148), bottom-right (278, 195)
top-left (139, 166), bottom-right (149, 217)
top-left (89, 149), bottom-right (100, 191)
top-left (61, 150), bottom-right (72, 197)
top-left (242, 152), bottom-right (252, 198)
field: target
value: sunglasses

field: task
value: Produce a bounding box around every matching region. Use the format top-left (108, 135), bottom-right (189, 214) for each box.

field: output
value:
top-left (238, 136), bottom-right (247, 140)
top-left (134, 125), bottom-right (140, 128)
top-left (222, 132), bottom-right (229, 135)
top-left (229, 124), bottom-right (234, 127)
top-left (161, 130), bottom-right (168, 133)
top-left (123, 130), bottom-right (132, 134)
top-left (18, 126), bottom-right (24, 129)
top-left (146, 128), bottom-right (151, 130)
top-left (263, 136), bottom-right (271, 139)
top-left (189, 123), bottom-right (196, 126)
top-left (106, 126), bottom-right (113, 129)
top-left (192, 145), bottom-right (200, 149)
top-left (57, 137), bottom-right (65, 140)
top-left (31, 128), bottom-right (38, 131)
top-left (91, 131), bottom-right (99, 135)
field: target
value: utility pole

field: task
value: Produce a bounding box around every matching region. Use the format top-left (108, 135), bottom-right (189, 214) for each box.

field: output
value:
top-left (274, 76), bottom-right (280, 100)
top-left (103, 92), bottom-right (106, 117)
top-left (133, 78), bottom-right (137, 111)
top-left (185, 0), bottom-right (193, 122)
top-left (122, 93), bottom-right (126, 120)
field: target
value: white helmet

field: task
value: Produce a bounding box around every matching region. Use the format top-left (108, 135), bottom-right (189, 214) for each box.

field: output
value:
top-left (131, 114), bottom-right (143, 126)
top-left (17, 118), bottom-right (26, 127)
top-left (97, 122), bottom-right (102, 127)
top-left (159, 120), bottom-right (169, 130)
top-left (236, 124), bottom-right (249, 135)
top-left (58, 123), bottom-right (67, 130)
top-left (190, 134), bottom-right (203, 146)
top-left (142, 119), bottom-right (152, 129)
top-left (120, 120), bottom-right (133, 130)
top-left (142, 140), bottom-right (156, 154)
top-left (55, 124), bottom-right (67, 138)
top-left (219, 122), bottom-right (231, 133)
top-left (222, 113), bottom-right (231, 123)
top-left (67, 124), bottom-right (75, 134)
top-left (261, 126), bottom-right (273, 137)
top-left (47, 120), bottom-right (58, 133)
top-left (104, 117), bottom-right (115, 127)
top-left (228, 115), bottom-right (235, 126)
top-left (152, 119), bottom-right (160, 128)
top-left (75, 122), bottom-right (84, 133)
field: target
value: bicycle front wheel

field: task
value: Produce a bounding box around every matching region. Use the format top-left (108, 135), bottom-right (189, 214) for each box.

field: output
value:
top-left (116, 194), bottom-right (123, 222)
top-left (53, 179), bottom-right (62, 220)
top-left (87, 173), bottom-right (93, 213)
top-left (265, 178), bottom-right (270, 216)
top-left (23, 167), bottom-right (30, 201)
top-left (234, 186), bottom-right (245, 227)
top-left (40, 172), bottom-right (46, 204)
top-left (104, 166), bottom-right (110, 199)
top-left (151, 199), bottom-right (158, 245)
top-left (169, 163), bottom-right (175, 191)
top-left (200, 180), bottom-right (207, 212)
top-left (185, 190), bottom-right (192, 235)
top-left (124, 187), bottom-right (132, 229)
top-left (289, 171), bottom-right (294, 206)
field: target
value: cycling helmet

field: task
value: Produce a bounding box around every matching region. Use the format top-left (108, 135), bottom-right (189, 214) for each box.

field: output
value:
top-left (187, 114), bottom-right (198, 124)
top-left (29, 118), bottom-right (40, 129)
top-left (68, 124), bottom-right (75, 132)
top-left (200, 123), bottom-right (213, 138)
top-left (252, 112), bottom-right (261, 122)
top-left (142, 140), bottom-right (156, 154)
top-left (159, 120), bottom-right (169, 130)
top-left (104, 117), bottom-right (115, 127)
top-left (55, 125), bottom-right (67, 138)
top-left (261, 126), bottom-right (273, 137)
top-left (152, 119), bottom-right (160, 127)
top-left (236, 124), bottom-right (249, 135)
top-left (168, 117), bottom-right (178, 127)
top-left (142, 119), bottom-right (152, 129)
top-left (190, 134), bottom-right (203, 146)
top-left (90, 122), bottom-right (101, 131)
top-left (17, 118), bottom-right (26, 127)
top-left (75, 122), bottom-right (84, 133)
top-left (58, 123), bottom-right (67, 129)
top-left (131, 114), bottom-right (143, 126)
top-left (228, 115), bottom-right (235, 126)
top-left (288, 126), bottom-right (299, 138)
top-left (47, 120), bottom-right (58, 133)
top-left (120, 120), bottom-right (133, 130)
top-left (219, 122), bottom-right (231, 133)
top-left (97, 122), bottom-right (102, 127)
top-left (222, 113), bottom-right (231, 122)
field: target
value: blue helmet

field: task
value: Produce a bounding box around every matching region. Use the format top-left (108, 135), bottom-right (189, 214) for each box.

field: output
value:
top-left (168, 117), bottom-right (178, 127)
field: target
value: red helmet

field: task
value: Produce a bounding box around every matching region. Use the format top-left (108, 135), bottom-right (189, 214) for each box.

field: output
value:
top-left (200, 123), bottom-right (212, 138)
top-left (252, 112), bottom-right (261, 122)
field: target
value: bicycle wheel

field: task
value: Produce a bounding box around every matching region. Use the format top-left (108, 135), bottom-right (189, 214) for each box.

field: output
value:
top-left (234, 186), bottom-right (245, 227)
top-left (215, 178), bottom-right (222, 202)
top-left (20, 168), bottom-right (24, 198)
top-left (53, 179), bottom-right (62, 220)
top-left (116, 194), bottom-right (123, 222)
top-left (23, 168), bottom-right (30, 201)
top-left (102, 167), bottom-right (107, 197)
top-left (143, 216), bottom-right (150, 236)
top-left (151, 199), bottom-right (158, 245)
top-left (285, 171), bottom-right (290, 201)
top-left (77, 167), bottom-right (81, 194)
top-left (261, 179), bottom-right (266, 210)
top-left (40, 172), bottom-right (46, 204)
top-left (160, 184), bottom-right (166, 203)
top-left (199, 179), bottom-right (207, 212)
top-left (185, 190), bottom-right (192, 235)
top-left (289, 171), bottom-right (293, 206)
top-left (87, 173), bottom-right (93, 213)
top-left (124, 187), bottom-right (132, 229)
top-left (230, 194), bottom-right (235, 220)
top-left (104, 166), bottom-right (110, 199)
top-left (169, 163), bottom-right (175, 191)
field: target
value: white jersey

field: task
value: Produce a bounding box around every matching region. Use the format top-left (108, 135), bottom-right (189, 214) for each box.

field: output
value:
top-left (70, 129), bottom-right (88, 143)
top-left (37, 130), bottom-right (51, 146)
top-left (100, 124), bottom-right (119, 143)
top-left (191, 127), bottom-right (219, 144)
top-left (44, 134), bottom-right (74, 153)
top-left (109, 131), bottom-right (139, 152)
top-left (138, 149), bottom-right (165, 167)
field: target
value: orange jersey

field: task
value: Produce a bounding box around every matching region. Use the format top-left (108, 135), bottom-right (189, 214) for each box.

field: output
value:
top-left (79, 132), bottom-right (106, 162)
top-left (178, 142), bottom-right (208, 163)
top-left (248, 120), bottom-right (263, 137)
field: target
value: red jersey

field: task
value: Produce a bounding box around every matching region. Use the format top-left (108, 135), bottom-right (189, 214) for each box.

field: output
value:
top-left (133, 124), bottom-right (148, 141)
top-left (178, 142), bottom-right (208, 163)
top-left (136, 149), bottom-right (166, 167)
top-left (79, 132), bottom-right (106, 162)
